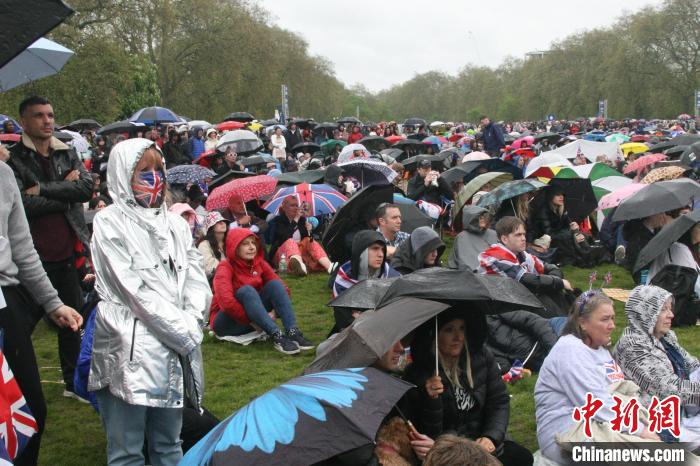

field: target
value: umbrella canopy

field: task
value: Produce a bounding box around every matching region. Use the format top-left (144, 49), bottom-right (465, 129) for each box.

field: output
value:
top-left (263, 183), bottom-right (347, 216)
top-left (452, 172), bottom-right (513, 227)
top-left (534, 132), bottom-right (561, 144)
top-left (59, 129), bottom-right (90, 153)
top-left (401, 152), bottom-right (451, 172)
top-left (385, 135), bottom-right (404, 144)
top-left (552, 139), bottom-right (623, 162)
top-left (216, 121), bottom-right (245, 131)
top-left (392, 139), bottom-right (424, 149)
top-left (554, 163), bottom-right (632, 201)
top-left (320, 139), bottom-right (347, 155)
top-left (337, 159), bottom-right (397, 187)
top-left (375, 267), bottom-right (544, 312)
top-left (291, 142), bottom-right (321, 154)
top-left (326, 278), bottom-right (399, 310)
top-left (524, 152), bottom-right (572, 178)
top-left (640, 165), bottom-right (688, 184)
top-left (476, 179), bottom-right (546, 210)
top-left (288, 118), bottom-right (315, 129)
top-left (0, 37), bottom-right (73, 91)
top-left (306, 298), bottom-right (450, 374)
top-left (512, 136), bottom-right (534, 149)
top-left (612, 179), bottom-right (700, 222)
top-left (539, 178), bottom-right (598, 222)
top-left (664, 145), bottom-right (689, 159)
top-left (669, 134), bottom-right (700, 147)
top-left (357, 136), bottom-right (389, 152)
top-left (623, 153), bottom-right (667, 175)
top-left (648, 140), bottom-right (675, 153)
top-left (336, 116), bottom-right (362, 125)
top-left (606, 133), bottom-right (630, 143)
top-left (273, 169), bottom-right (326, 186)
top-left (598, 183), bottom-right (646, 211)
top-left (207, 170), bottom-right (256, 192)
top-left (223, 112), bottom-right (255, 123)
top-left (216, 129), bottom-right (263, 156)
top-left (187, 120), bottom-right (212, 130)
top-left (619, 142), bottom-right (649, 158)
top-left (313, 122), bottom-right (338, 131)
top-left (0, 0), bottom-right (74, 69)
top-left (181, 367), bottom-right (412, 466)
top-left (680, 142), bottom-right (700, 168)
top-left (97, 120), bottom-right (145, 136)
top-left (422, 135), bottom-right (447, 146)
top-left (205, 175), bottom-right (277, 211)
top-left (239, 154), bottom-right (275, 168)
top-left (0, 133), bottom-right (21, 143)
top-left (633, 209), bottom-right (700, 273)
top-left (462, 151), bottom-right (491, 162)
top-left (403, 118), bottom-right (426, 127)
top-left (128, 106), bottom-right (179, 125)
top-left (397, 203), bottom-right (433, 233)
top-left (64, 118), bottom-right (101, 132)
top-left (322, 184), bottom-right (393, 263)
top-left (167, 164), bottom-right (216, 185)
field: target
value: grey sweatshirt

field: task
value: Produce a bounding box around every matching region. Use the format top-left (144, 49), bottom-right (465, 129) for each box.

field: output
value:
top-left (0, 161), bottom-right (62, 312)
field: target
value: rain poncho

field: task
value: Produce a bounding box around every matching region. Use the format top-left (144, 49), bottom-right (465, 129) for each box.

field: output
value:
top-left (89, 138), bottom-right (212, 409)
top-left (448, 206), bottom-right (497, 272)
top-left (390, 226), bottom-right (444, 274)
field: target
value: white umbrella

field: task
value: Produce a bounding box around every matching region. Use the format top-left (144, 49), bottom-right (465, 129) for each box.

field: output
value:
top-left (524, 152), bottom-right (572, 178)
top-left (187, 120), bottom-right (211, 129)
top-left (0, 38), bottom-right (73, 91)
top-left (60, 129), bottom-right (90, 154)
top-left (216, 129), bottom-right (263, 155)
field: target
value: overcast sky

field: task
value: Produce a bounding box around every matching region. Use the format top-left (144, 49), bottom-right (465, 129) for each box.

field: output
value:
top-left (257, 0), bottom-right (663, 92)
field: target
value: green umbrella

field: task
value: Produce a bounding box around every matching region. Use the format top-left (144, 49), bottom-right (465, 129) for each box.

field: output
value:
top-left (321, 139), bottom-right (347, 155)
top-left (555, 163), bottom-right (633, 201)
top-left (452, 172), bottom-right (513, 227)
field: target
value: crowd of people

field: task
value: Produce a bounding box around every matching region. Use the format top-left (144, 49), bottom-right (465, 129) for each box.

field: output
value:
top-left (2, 94), bottom-right (700, 466)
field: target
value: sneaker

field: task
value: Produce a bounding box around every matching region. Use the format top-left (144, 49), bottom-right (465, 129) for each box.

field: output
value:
top-left (614, 245), bottom-right (626, 264)
top-left (287, 327), bottom-right (315, 350)
top-left (63, 389), bottom-right (90, 404)
top-left (272, 331), bottom-right (300, 355)
top-left (288, 256), bottom-right (307, 276)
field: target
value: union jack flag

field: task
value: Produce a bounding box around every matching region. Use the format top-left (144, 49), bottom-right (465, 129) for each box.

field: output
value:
top-left (133, 170), bottom-right (165, 207)
top-left (603, 359), bottom-right (624, 383)
top-left (0, 331), bottom-right (38, 461)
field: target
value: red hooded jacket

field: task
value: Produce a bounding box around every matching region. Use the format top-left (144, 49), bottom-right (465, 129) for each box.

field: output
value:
top-left (211, 228), bottom-right (289, 327)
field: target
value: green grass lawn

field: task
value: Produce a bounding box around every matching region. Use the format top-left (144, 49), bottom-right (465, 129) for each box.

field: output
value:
top-left (31, 257), bottom-right (700, 465)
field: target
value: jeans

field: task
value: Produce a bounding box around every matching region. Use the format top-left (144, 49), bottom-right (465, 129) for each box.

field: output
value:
top-left (95, 389), bottom-right (183, 466)
top-left (214, 280), bottom-right (296, 337)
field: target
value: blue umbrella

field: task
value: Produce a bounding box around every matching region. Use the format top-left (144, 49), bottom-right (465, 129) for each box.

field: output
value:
top-left (166, 164), bottom-right (216, 185)
top-left (0, 115), bottom-right (21, 133)
top-left (0, 38), bottom-right (74, 92)
top-left (263, 183), bottom-right (347, 216)
top-left (128, 106), bottom-right (179, 125)
top-left (180, 368), bottom-right (413, 466)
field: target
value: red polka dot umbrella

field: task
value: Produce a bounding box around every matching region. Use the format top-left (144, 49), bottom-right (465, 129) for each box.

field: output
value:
top-left (205, 175), bottom-right (277, 211)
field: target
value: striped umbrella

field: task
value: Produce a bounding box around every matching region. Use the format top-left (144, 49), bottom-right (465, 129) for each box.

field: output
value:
top-left (554, 163), bottom-right (632, 201)
top-left (263, 183), bottom-right (348, 216)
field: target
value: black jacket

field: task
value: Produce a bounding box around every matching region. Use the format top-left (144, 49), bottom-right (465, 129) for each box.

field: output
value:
top-left (9, 135), bottom-right (93, 245)
top-left (162, 141), bottom-right (190, 167)
top-left (485, 310), bottom-right (558, 373)
top-left (407, 173), bottom-right (449, 204)
top-left (527, 205), bottom-right (571, 244)
top-left (268, 213), bottom-right (310, 263)
top-left (403, 315), bottom-right (510, 448)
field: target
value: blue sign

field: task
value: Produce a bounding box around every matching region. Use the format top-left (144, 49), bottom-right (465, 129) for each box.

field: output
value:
top-left (696, 90), bottom-right (700, 107)
top-left (547, 114), bottom-right (555, 121)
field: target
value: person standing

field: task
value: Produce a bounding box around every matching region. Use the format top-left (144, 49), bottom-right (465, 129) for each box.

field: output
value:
top-left (8, 96), bottom-right (93, 401)
top-left (270, 126), bottom-right (287, 169)
top-left (480, 116), bottom-right (505, 157)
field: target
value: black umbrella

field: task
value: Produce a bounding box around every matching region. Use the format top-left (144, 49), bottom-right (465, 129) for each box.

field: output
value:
top-left (337, 159), bottom-right (397, 187)
top-left (288, 118), bottom-right (316, 129)
top-left (648, 140), bottom-right (675, 153)
top-left (260, 119), bottom-right (279, 127)
top-left (401, 152), bottom-right (451, 172)
top-left (380, 148), bottom-right (404, 161)
top-left (313, 122), bottom-right (338, 132)
top-left (291, 142), bottom-right (321, 154)
top-left (448, 159), bottom-right (523, 184)
top-left (322, 184), bottom-right (393, 262)
top-left (669, 134), bottom-right (700, 147)
top-left (274, 169), bottom-right (326, 186)
top-left (612, 179), bottom-right (700, 222)
top-left (680, 142), bottom-right (700, 167)
top-left (357, 136), bottom-right (389, 152)
top-left (64, 118), bottom-right (101, 132)
top-left (531, 178), bottom-right (598, 223)
top-left (403, 118), bottom-right (426, 127)
top-left (306, 298), bottom-right (450, 374)
top-left (665, 145), bottom-right (689, 159)
top-left (633, 210), bottom-right (700, 273)
top-left (223, 112), bottom-right (255, 123)
top-left (398, 204), bottom-right (433, 232)
top-left (53, 130), bottom-right (72, 142)
top-left (97, 120), bottom-right (145, 135)
top-left (534, 132), bottom-right (562, 144)
top-left (439, 164), bottom-right (471, 186)
top-left (375, 267), bottom-right (544, 312)
top-left (392, 139), bottom-right (424, 149)
top-left (239, 154), bottom-right (275, 167)
top-left (504, 134), bottom-right (517, 144)
top-left (327, 278), bottom-right (399, 311)
top-left (337, 116), bottom-right (362, 125)
top-left (0, 0), bottom-right (74, 68)
top-left (208, 170), bottom-right (256, 194)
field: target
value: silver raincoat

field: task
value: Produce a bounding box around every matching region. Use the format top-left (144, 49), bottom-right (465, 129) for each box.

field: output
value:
top-left (88, 138), bottom-right (212, 409)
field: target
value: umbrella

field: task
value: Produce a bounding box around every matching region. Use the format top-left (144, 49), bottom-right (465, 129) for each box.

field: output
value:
top-left (306, 298), bottom-right (450, 374)
top-left (623, 153), bottom-right (668, 175)
top-left (534, 132), bottom-right (561, 144)
top-left (540, 178), bottom-right (598, 222)
top-left (678, 114), bottom-right (693, 120)
top-left (554, 163), bottom-right (632, 201)
top-left (429, 121), bottom-right (445, 127)
top-left (664, 145), bottom-right (689, 159)
top-left (0, 114), bottom-right (20, 132)
top-left (216, 120), bottom-right (245, 132)
top-left (669, 134), bottom-right (700, 147)
top-left (181, 367), bottom-right (412, 466)
top-left (207, 170), bottom-right (256, 192)
top-left (648, 140), bottom-right (675, 153)
top-left (375, 267), bottom-right (544, 311)
top-left (320, 139), bottom-right (347, 155)
top-left (0, 37), bottom-right (73, 91)
top-left (313, 122), bottom-right (338, 132)
top-left (97, 120), bottom-right (145, 135)
top-left (60, 129), bottom-right (90, 153)
top-left (512, 136), bottom-right (534, 149)
top-left (619, 142), bottom-right (649, 158)
top-left (397, 203), bottom-right (433, 233)
top-left (640, 166), bottom-right (688, 184)
top-left (524, 152), bottom-right (572, 178)
top-left (129, 106), bottom-right (179, 125)
top-left (357, 136), bottom-right (389, 152)
top-left (392, 139), bottom-right (423, 149)
top-left (64, 119), bottom-right (101, 132)
top-left (476, 179), bottom-right (546, 209)
top-left (403, 118), bottom-right (426, 127)
top-left (291, 142), bottom-right (321, 154)
top-left (216, 130), bottom-right (263, 156)
top-left (337, 159), bottom-right (397, 187)
top-left (273, 169), bottom-right (327, 186)
top-left (326, 278), bottom-right (399, 310)
top-left (205, 175), bottom-right (277, 211)
top-left (379, 148), bottom-right (403, 161)
top-left (239, 154), bottom-right (276, 168)
top-left (336, 116), bottom-right (362, 125)
top-left (53, 130), bottom-right (72, 142)
top-left (680, 142), bottom-right (700, 168)
top-left (462, 151), bottom-right (491, 162)
top-left (0, 0), bottom-right (74, 69)
top-left (385, 135), bottom-right (404, 144)
top-left (612, 179), bottom-right (700, 222)
top-left (0, 133), bottom-right (20, 143)
top-left (262, 183), bottom-right (348, 216)
top-left (453, 172), bottom-right (513, 227)
top-left (633, 210), bottom-right (700, 273)
top-left (322, 184), bottom-right (393, 262)
top-left (605, 133), bottom-right (630, 143)
top-left (597, 183), bottom-right (646, 211)
top-left (167, 164), bottom-right (216, 185)
top-left (584, 132), bottom-right (607, 142)
top-left (337, 144), bottom-right (372, 163)
top-left (187, 120), bottom-right (212, 130)
top-left (401, 152), bottom-right (450, 172)
top-left (223, 112), bottom-right (255, 123)
top-left (288, 118), bottom-right (316, 130)
top-left (422, 135), bottom-right (447, 146)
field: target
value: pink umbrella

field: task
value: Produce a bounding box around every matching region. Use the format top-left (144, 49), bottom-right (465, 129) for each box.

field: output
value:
top-left (512, 136), bottom-right (534, 149)
top-left (623, 153), bottom-right (667, 175)
top-left (205, 175), bottom-right (277, 211)
top-left (462, 151), bottom-right (491, 162)
top-left (598, 183), bottom-right (646, 210)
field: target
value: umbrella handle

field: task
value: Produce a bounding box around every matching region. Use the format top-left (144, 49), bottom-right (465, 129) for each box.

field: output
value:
top-left (435, 317), bottom-right (439, 377)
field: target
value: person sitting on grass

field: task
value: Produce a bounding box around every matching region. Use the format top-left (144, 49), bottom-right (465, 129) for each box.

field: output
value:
top-left (211, 227), bottom-right (313, 355)
top-left (375, 203), bottom-right (410, 258)
top-left (390, 226), bottom-right (445, 275)
top-left (423, 434), bottom-right (502, 466)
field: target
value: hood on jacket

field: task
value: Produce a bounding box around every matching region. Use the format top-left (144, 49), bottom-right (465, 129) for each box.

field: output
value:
top-left (625, 285), bottom-right (673, 337)
top-left (391, 226), bottom-right (444, 272)
top-left (169, 202), bottom-right (198, 229)
top-left (324, 164), bottom-right (343, 189)
top-left (350, 230), bottom-right (388, 279)
top-left (225, 227), bottom-right (264, 269)
top-left (462, 205), bottom-right (489, 235)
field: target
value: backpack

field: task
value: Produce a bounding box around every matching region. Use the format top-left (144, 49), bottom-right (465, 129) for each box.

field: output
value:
top-left (650, 265), bottom-right (700, 327)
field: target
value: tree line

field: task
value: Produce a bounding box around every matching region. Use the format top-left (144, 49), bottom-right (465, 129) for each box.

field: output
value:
top-left (0, 0), bottom-right (697, 124)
